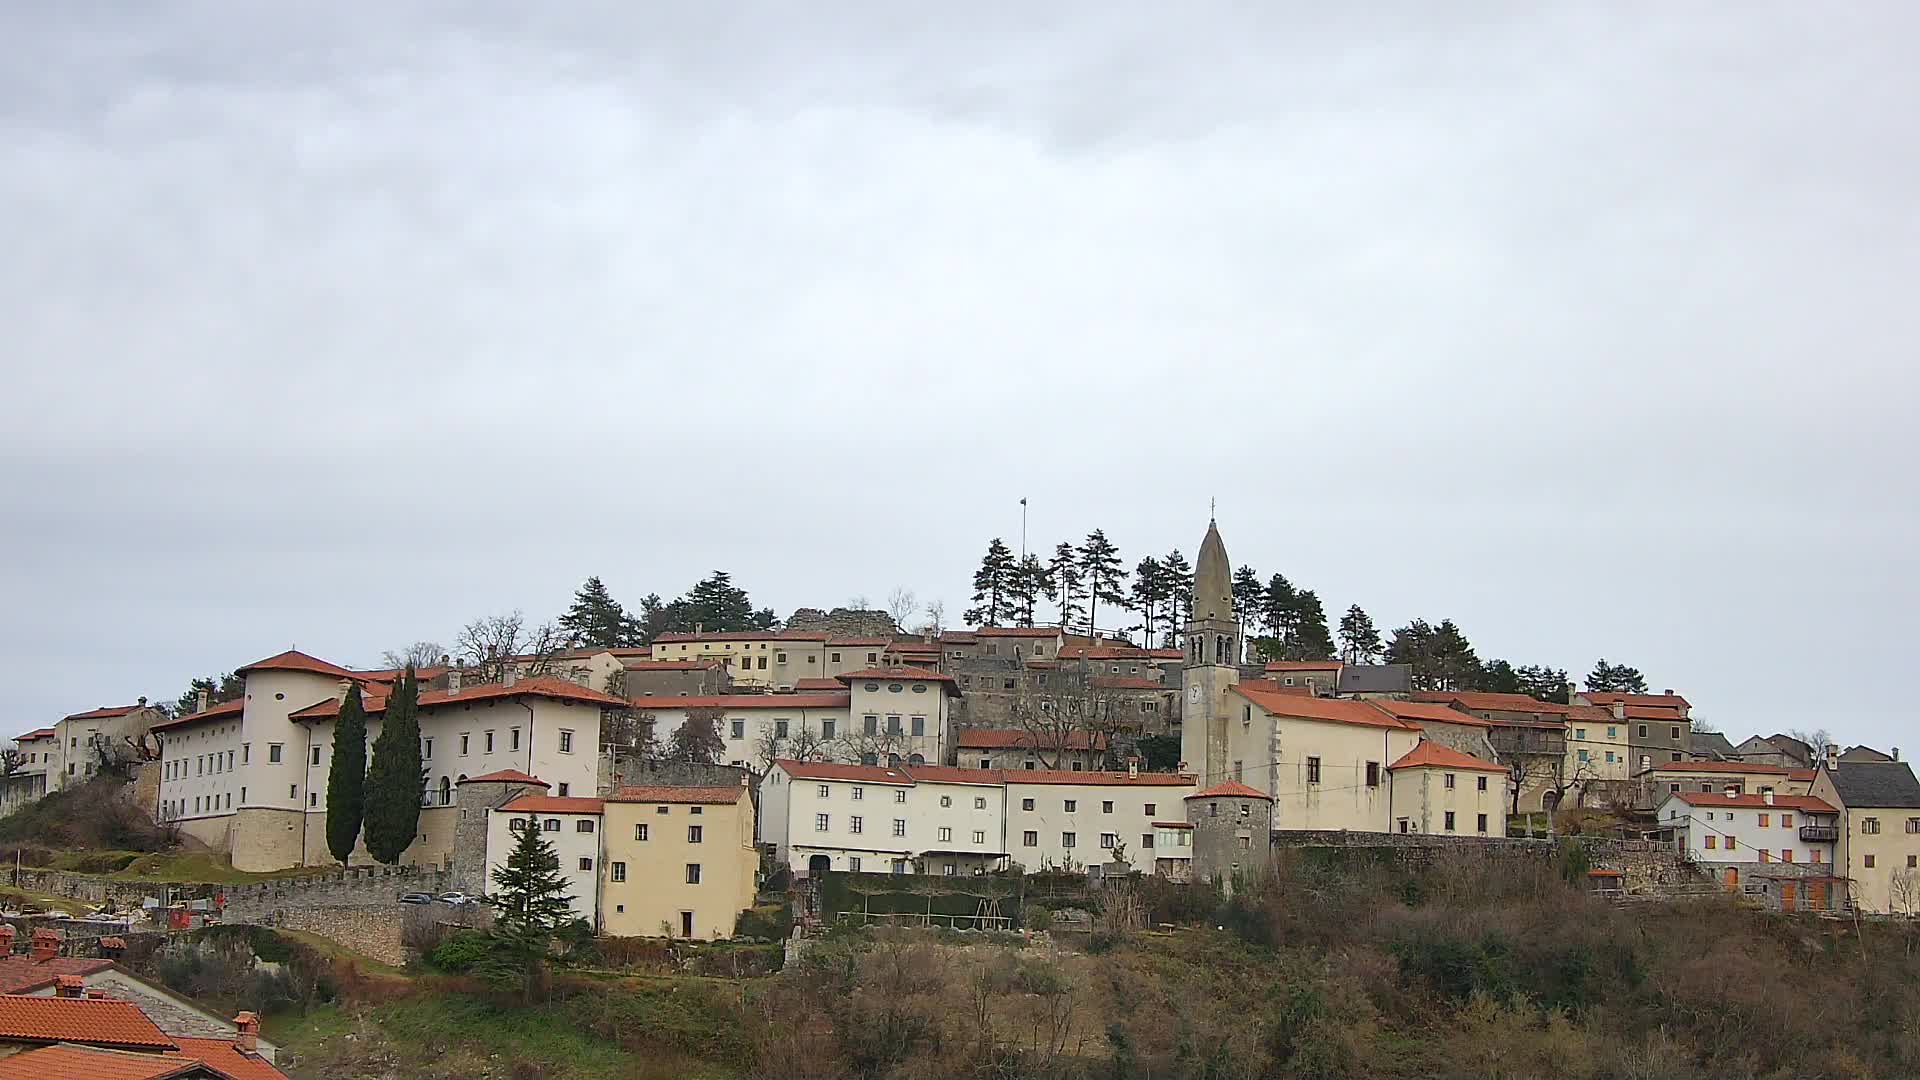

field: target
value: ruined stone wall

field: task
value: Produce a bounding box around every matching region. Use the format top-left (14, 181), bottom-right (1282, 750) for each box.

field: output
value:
top-left (10, 868), bottom-right (219, 908)
top-left (1270, 830), bottom-right (1706, 896)
top-left (220, 865), bottom-right (448, 923)
top-left (783, 608), bottom-right (900, 637)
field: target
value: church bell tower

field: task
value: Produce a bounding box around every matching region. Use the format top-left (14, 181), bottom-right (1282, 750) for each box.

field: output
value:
top-left (1180, 517), bottom-right (1241, 786)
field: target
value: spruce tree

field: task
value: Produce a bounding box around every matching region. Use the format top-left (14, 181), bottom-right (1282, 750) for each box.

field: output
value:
top-left (484, 820), bottom-right (576, 999)
top-left (559, 576), bottom-right (642, 648)
top-left (1078, 530), bottom-right (1126, 637)
top-left (1587, 659), bottom-right (1648, 694)
top-left (1261, 573), bottom-right (1297, 641)
top-left (363, 667), bottom-right (425, 864)
top-left (1517, 664), bottom-right (1571, 703)
top-left (1231, 566), bottom-right (1264, 626)
top-left (1288, 589), bottom-right (1335, 660)
top-left (324, 683), bottom-right (369, 864)
top-left (1338, 605), bottom-right (1383, 665)
top-left (965, 538), bottom-right (1016, 626)
top-left (1048, 542), bottom-right (1084, 631)
top-left (1161, 549), bottom-right (1193, 644)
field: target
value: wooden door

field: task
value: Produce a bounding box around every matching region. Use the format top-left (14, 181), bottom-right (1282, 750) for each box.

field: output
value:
top-left (1722, 867), bottom-right (1738, 891)
top-left (1780, 881), bottom-right (1797, 911)
top-left (1807, 881), bottom-right (1826, 910)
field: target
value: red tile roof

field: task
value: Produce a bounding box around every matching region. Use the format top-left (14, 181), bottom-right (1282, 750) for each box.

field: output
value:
top-left (620, 659), bottom-right (724, 671)
top-left (1089, 677), bottom-right (1166, 691)
top-left (1187, 780), bottom-right (1272, 800)
top-left (825, 637), bottom-right (893, 648)
top-left (973, 627), bottom-right (1063, 638)
top-left (1669, 792), bottom-right (1837, 813)
top-left (457, 770), bottom-right (548, 787)
top-left (1232, 684), bottom-right (1419, 731)
top-left (0, 994), bottom-right (175, 1050)
top-left (500, 795), bottom-right (605, 814)
top-left (955, 729), bottom-right (1107, 751)
top-left (1788, 768), bottom-right (1817, 783)
top-left (1057, 645), bottom-right (1153, 661)
top-left (1622, 705), bottom-right (1686, 721)
top-left (0, 1045), bottom-right (203, 1080)
top-left (13, 728), bottom-right (55, 742)
top-left (1412, 691), bottom-right (1574, 716)
top-left (900, 765), bottom-right (1006, 786)
top-left (1263, 661), bottom-right (1342, 672)
top-left (774, 760), bottom-right (913, 784)
top-left (790, 678), bottom-right (843, 692)
top-left (652, 631), bottom-right (830, 643)
top-left (150, 698), bottom-right (245, 733)
top-left (290, 676), bottom-right (625, 720)
top-left (1151, 821), bottom-right (1194, 829)
top-left (626, 693), bottom-right (851, 711)
top-left (1389, 741), bottom-right (1508, 774)
top-left (60, 706), bottom-right (148, 723)
top-left (1368, 700), bottom-right (1495, 728)
top-left (1006, 769), bottom-right (1194, 787)
top-left (606, 786), bottom-right (746, 805)
top-left (1650, 760), bottom-right (1793, 775)
top-left (0, 956), bottom-right (114, 995)
top-left (835, 666), bottom-right (957, 684)
top-left (1145, 649), bottom-right (1184, 659)
top-left (167, 1038), bottom-right (289, 1080)
top-left (234, 649), bottom-right (357, 680)
top-left (1583, 691), bottom-right (1691, 709)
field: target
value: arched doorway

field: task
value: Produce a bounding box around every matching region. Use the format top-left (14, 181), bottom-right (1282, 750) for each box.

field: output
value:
top-left (808, 854), bottom-right (832, 878)
top-left (438, 776), bottom-right (452, 805)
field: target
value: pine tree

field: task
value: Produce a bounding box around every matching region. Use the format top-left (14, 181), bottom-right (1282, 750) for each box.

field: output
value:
top-left (1587, 659), bottom-right (1649, 693)
top-left (1161, 549), bottom-right (1193, 645)
top-left (171, 673), bottom-right (244, 717)
top-left (1517, 664), bottom-right (1571, 704)
top-left (1476, 659), bottom-right (1524, 695)
top-left (1078, 530), bottom-right (1126, 637)
top-left (1129, 556), bottom-right (1169, 646)
top-left (965, 539), bottom-right (1017, 626)
top-left (668, 710), bottom-right (725, 764)
top-left (1430, 620), bottom-right (1480, 691)
top-left (1007, 555), bottom-right (1047, 627)
top-left (1261, 574), bottom-right (1297, 641)
top-left (1048, 542), bottom-right (1084, 631)
top-left (1231, 566), bottom-right (1264, 627)
top-left (1288, 590), bottom-right (1335, 660)
top-left (664, 572), bottom-right (776, 634)
top-left (1388, 619), bottom-right (1479, 692)
top-left (363, 667), bottom-right (425, 864)
top-left (1338, 605), bottom-right (1383, 665)
top-left (324, 683), bottom-right (368, 864)
top-left (558, 576), bottom-right (642, 648)
top-left (484, 819), bottom-right (576, 999)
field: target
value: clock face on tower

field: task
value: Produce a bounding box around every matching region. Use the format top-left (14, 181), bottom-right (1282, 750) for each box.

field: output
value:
top-left (1187, 685), bottom-right (1202, 706)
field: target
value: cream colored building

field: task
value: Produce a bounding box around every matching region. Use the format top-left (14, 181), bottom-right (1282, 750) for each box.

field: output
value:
top-left (600, 784), bottom-right (758, 939)
top-left (489, 794), bottom-right (604, 926)
top-left (648, 632), bottom-right (897, 690)
top-left (1223, 682), bottom-right (1422, 832)
top-left (626, 692), bottom-right (850, 771)
top-left (1004, 768), bottom-right (1196, 873)
top-left (2, 727), bottom-right (55, 811)
top-left (46, 702), bottom-right (167, 790)
top-left (1386, 741), bottom-right (1509, 836)
top-left (1565, 703), bottom-right (1632, 783)
top-left (1262, 661), bottom-right (1343, 695)
top-left (762, 760), bottom-right (1011, 876)
top-left (1637, 760), bottom-right (1804, 809)
top-left (1810, 758), bottom-right (1920, 915)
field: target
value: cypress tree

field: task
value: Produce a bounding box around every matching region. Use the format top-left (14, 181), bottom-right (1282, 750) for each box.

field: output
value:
top-left (324, 683), bottom-right (368, 864)
top-left (363, 666), bottom-right (425, 864)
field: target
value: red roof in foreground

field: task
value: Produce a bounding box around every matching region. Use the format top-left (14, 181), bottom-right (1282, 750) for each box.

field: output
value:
top-left (291, 677), bottom-right (625, 720)
top-left (150, 698), bottom-right (246, 732)
top-left (790, 678), bottom-right (844, 692)
top-left (1389, 741), bottom-right (1508, 774)
top-left (234, 649), bottom-right (358, 680)
top-left (0, 994), bottom-right (175, 1050)
top-left (1369, 700), bottom-right (1495, 728)
top-left (13, 728), bottom-right (55, 742)
top-left (457, 770), bottom-right (549, 787)
top-left (1650, 760), bottom-right (1793, 775)
top-left (0, 956), bottom-right (115, 995)
top-left (607, 786), bottom-right (746, 805)
top-left (1187, 780), bottom-right (1272, 801)
top-left (60, 705), bottom-right (147, 723)
top-left (1669, 792), bottom-right (1837, 813)
top-left (775, 760), bottom-right (914, 785)
top-left (500, 795), bottom-right (605, 814)
top-left (168, 1038), bottom-right (289, 1080)
top-left (0, 1045), bottom-right (195, 1080)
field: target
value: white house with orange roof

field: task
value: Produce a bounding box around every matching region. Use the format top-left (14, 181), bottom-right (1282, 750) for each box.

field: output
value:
top-left (1386, 741), bottom-right (1510, 837)
top-left (2, 728), bottom-right (56, 811)
top-left (1657, 789), bottom-right (1844, 910)
top-left (1223, 682), bottom-right (1424, 832)
top-left (1003, 765), bottom-right (1196, 872)
top-left (487, 792), bottom-right (605, 926)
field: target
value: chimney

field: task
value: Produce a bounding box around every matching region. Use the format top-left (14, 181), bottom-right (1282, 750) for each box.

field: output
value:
top-left (1763, 791), bottom-right (1775, 805)
top-left (1611, 702), bottom-right (1625, 721)
top-left (84, 988), bottom-right (109, 999)
top-left (503, 664), bottom-right (518, 689)
top-left (1128, 756), bottom-right (1140, 779)
top-left (196, 688), bottom-right (210, 714)
top-left (54, 975), bottom-right (84, 998)
top-left (439, 653), bottom-right (451, 668)
top-left (1565, 681), bottom-right (1578, 704)
top-left (1725, 785), bottom-right (1738, 798)
top-left (447, 668), bottom-right (462, 696)
top-left (0, 925), bottom-right (15, 954)
top-left (137, 696), bottom-right (147, 707)
top-left (30, 928), bottom-right (59, 963)
top-left (233, 1012), bottom-right (259, 1054)
top-left (1826, 743), bottom-right (1840, 768)
top-left (1663, 689), bottom-right (1675, 697)
top-left (1894, 747), bottom-right (1901, 762)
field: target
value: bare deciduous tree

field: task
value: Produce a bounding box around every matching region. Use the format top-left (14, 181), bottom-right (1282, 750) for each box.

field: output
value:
top-left (1889, 869), bottom-right (1920, 918)
top-left (1789, 728), bottom-right (1834, 761)
top-left (0, 747), bottom-right (24, 777)
top-left (838, 724), bottom-right (913, 767)
top-left (455, 611), bottom-right (570, 684)
top-left (1006, 664), bottom-right (1134, 770)
top-left (916, 599), bottom-right (946, 637)
top-left (381, 641), bottom-right (446, 670)
top-left (886, 588), bottom-right (917, 631)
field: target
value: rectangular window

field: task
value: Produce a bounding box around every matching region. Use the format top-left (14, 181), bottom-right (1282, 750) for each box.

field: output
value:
top-left (849, 856), bottom-right (862, 872)
top-left (851, 787), bottom-right (863, 801)
top-left (973, 830), bottom-right (985, 844)
top-left (887, 716), bottom-right (902, 735)
top-left (1758, 813), bottom-right (1769, 827)
top-left (1307, 757), bottom-right (1322, 784)
top-left (1444, 773), bottom-right (1456, 789)
top-left (1863, 854), bottom-right (1875, 868)
top-left (1476, 776), bottom-right (1488, 792)
top-left (579, 857), bottom-right (593, 871)
top-left (1100, 833), bottom-right (1117, 849)
top-left (1862, 817), bottom-right (1880, 834)
top-left (288, 784), bottom-right (297, 799)
top-left (1062, 832), bottom-right (1076, 849)
top-left (461, 734), bottom-right (470, 755)
top-left (818, 785), bottom-right (832, 798)
top-left (1022, 798), bottom-right (1035, 811)
top-left (1781, 814), bottom-right (1793, 828)
top-left (1444, 811), bottom-right (1456, 832)
top-left (775, 720), bottom-right (789, 738)
top-left (1476, 814), bottom-right (1488, 833)
top-left (939, 795), bottom-right (952, 808)
top-left (1725, 836), bottom-right (1736, 851)
top-left (635, 824), bottom-right (649, 841)
top-left (558, 730), bottom-right (573, 754)
top-left (576, 819), bottom-right (594, 833)
top-left (1103, 801), bottom-right (1114, 814)
top-left (311, 745), bottom-right (322, 766)
top-left (1365, 762), bottom-right (1380, 787)
top-left (1064, 799), bottom-right (1077, 812)
top-left (686, 864), bottom-right (702, 884)
top-left (610, 862), bottom-right (626, 882)
top-left (309, 792), bottom-right (318, 807)
top-left (938, 827), bottom-right (952, 842)
top-left (268, 743), bottom-right (283, 763)
top-left (864, 715), bottom-right (879, 735)
top-left (242, 744), bottom-right (250, 764)
top-left (544, 819), bottom-right (559, 832)
top-left (730, 720), bottom-right (746, 740)
top-left (423, 737), bottom-right (433, 759)
top-left (757, 657), bottom-right (766, 669)
top-left (485, 731), bottom-right (495, 753)
top-left (822, 720), bottom-right (836, 739)
top-left (815, 813), bottom-right (830, 832)
top-left (1575, 728), bottom-right (1586, 741)
top-left (1638, 725), bottom-right (1648, 739)
top-left (911, 716), bottom-right (925, 736)
top-left (1023, 830), bottom-right (1038, 847)
top-left (510, 728), bottom-right (521, 750)
top-left (688, 825), bottom-right (703, 843)
top-left (892, 819), bottom-right (906, 837)
top-left (1144, 803), bottom-right (1157, 816)
top-left (893, 790), bottom-right (906, 804)
top-left (1706, 836), bottom-right (1717, 850)
top-left (850, 816), bottom-right (863, 834)
top-left (1781, 849), bottom-right (1793, 863)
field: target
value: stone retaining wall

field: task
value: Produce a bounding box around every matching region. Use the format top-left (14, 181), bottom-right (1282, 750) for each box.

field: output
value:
top-left (10, 868), bottom-right (219, 908)
top-left (220, 865), bottom-right (448, 922)
top-left (1271, 830), bottom-right (1706, 896)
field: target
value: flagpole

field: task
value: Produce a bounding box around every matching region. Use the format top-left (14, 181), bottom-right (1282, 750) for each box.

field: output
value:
top-left (1019, 498), bottom-right (1027, 561)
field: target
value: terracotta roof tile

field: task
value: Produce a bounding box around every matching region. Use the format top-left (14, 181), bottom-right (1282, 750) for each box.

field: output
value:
top-left (1389, 741), bottom-right (1508, 773)
top-left (13, 728), bottom-right (55, 742)
top-left (0, 1045), bottom-right (206, 1080)
top-left (150, 699), bottom-right (245, 733)
top-left (834, 666), bottom-right (958, 684)
top-left (59, 706), bottom-right (147, 723)
top-left (1583, 691), bottom-right (1691, 709)
top-left (606, 786), bottom-right (747, 805)
top-left (825, 637), bottom-right (893, 648)
top-left (0, 994), bottom-right (175, 1050)
top-left (790, 678), bottom-right (844, 692)
top-left (0, 957), bottom-right (115, 995)
top-left (626, 693), bottom-right (850, 711)
top-left (1412, 690), bottom-right (1574, 716)
top-left (1006, 769), bottom-right (1194, 787)
top-left (1368, 700), bottom-right (1495, 728)
top-left (456, 770), bottom-right (549, 787)
top-left (291, 676), bottom-right (625, 721)
top-left (1187, 780), bottom-right (1272, 800)
top-left (1232, 684), bottom-right (1419, 731)
top-left (774, 760), bottom-right (914, 784)
top-left (1668, 791), bottom-right (1836, 813)
top-left (167, 1038), bottom-right (290, 1080)
top-left (499, 795), bottom-right (604, 814)
top-left (234, 649), bottom-right (357, 680)
top-left (900, 765), bottom-right (1006, 786)
top-left (1649, 760), bottom-right (1793, 775)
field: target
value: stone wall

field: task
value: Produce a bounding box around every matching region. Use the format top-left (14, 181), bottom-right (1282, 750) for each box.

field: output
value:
top-left (272, 907), bottom-right (410, 968)
top-left (11, 868), bottom-right (219, 908)
top-left (220, 865), bottom-right (447, 923)
top-left (601, 761), bottom-right (750, 793)
top-left (783, 608), bottom-right (900, 636)
top-left (1270, 830), bottom-right (1706, 896)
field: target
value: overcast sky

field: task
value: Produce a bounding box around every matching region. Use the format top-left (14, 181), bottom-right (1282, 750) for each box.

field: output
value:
top-left (3, 5), bottom-right (1914, 749)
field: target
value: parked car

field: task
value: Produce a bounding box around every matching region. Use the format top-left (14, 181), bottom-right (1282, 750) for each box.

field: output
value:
top-left (437, 891), bottom-right (480, 906)
top-left (398, 891), bottom-right (434, 905)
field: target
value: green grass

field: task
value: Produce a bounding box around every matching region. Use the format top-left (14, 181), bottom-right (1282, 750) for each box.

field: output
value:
top-left (269, 928), bottom-right (412, 979)
top-left (38, 849), bottom-right (332, 884)
top-left (0, 886), bottom-right (90, 916)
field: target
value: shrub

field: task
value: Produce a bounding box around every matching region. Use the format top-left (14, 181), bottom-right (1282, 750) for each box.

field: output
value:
top-left (429, 930), bottom-right (498, 973)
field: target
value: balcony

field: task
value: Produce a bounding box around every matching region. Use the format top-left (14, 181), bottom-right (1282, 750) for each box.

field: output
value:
top-left (1799, 825), bottom-right (1839, 843)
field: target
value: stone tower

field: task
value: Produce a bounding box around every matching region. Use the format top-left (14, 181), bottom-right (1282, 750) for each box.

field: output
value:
top-left (1180, 518), bottom-right (1241, 787)
top-left (1185, 779), bottom-right (1274, 891)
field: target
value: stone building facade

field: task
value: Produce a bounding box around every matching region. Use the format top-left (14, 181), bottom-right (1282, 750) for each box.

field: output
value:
top-left (1186, 780), bottom-right (1273, 891)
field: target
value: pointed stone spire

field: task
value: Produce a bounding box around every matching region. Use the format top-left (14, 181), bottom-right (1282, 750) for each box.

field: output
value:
top-left (1193, 518), bottom-right (1232, 622)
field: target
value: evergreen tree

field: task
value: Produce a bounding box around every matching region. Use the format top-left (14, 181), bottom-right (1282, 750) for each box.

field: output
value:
top-left (1287, 589), bottom-right (1335, 660)
top-left (663, 572), bottom-right (777, 634)
top-left (483, 819), bottom-right (576, 1000)
top-left (1517, 664), bottom-right (1571, 704)
top-left (172, 673), bottom-right (244, 717)
top-left (965, 538), bottom-right (1017, 626)
top-left (1476, 659), bottom-right (1524, 695)
top-left (1430, 620), bottom-right (1480, 691)
top-left (1161, 549), bottom-right (1193, 645)
top-left (667, 710), bottom-right (725, 764)
top-left (558, 576), bottom-right (642, 648)
top-left (1587, 659), bottom-right (1649, 693)
top-left (324, 683), bottom-right (368, 864)
top-left (363, 667), bottom-right (425, 864)
top-left (1338, 605), bottom-right (1383, 665)
top-left (1386, 619), bottom-right (1480, 692)
top-left (634, 593), bottom-right (672, 645)
top-left (1129, 556), bottom-right (1170, 646)
top-left (1048, 542), bottom-right (1084, 632)
top-left (1078, 530), bottom-right (1127, 637)
top-left (1231, 566), bottom-right (1264, 627)
top-left (1007, 555), bottom-right (1048, 627)
top-left (1261, 574), bottom-right (1297, 641)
